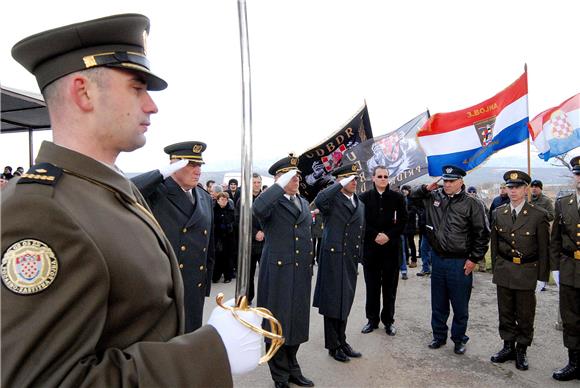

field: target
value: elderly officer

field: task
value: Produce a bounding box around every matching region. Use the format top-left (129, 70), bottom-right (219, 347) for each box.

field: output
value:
top-left (414, 165), bottom-right (490, 355)
top-left (490, 170), bottom-right (550, 371)
top-left (253, 155), bottom-right (315, 388)
top-left (550, 156), bottom-right (580, 381)
top-left (132, 141), bottom-right (214, 332)
top-left (313, 163), bottom-right (365, 363)
top-left (1, 14), bottom-right (263, 387)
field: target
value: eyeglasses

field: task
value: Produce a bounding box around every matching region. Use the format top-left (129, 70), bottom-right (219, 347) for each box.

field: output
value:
top-left (375, 175), bottom-right (388, 179)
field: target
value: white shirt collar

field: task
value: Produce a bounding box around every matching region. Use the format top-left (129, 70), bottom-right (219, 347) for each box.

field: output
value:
top-left (510, 201), bottom-right (525, 215)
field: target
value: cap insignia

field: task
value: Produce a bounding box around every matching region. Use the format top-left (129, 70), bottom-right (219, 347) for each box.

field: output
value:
top-left (510, 172), bottom-right (518, 180)
top-left (446, 167), bottom-right (453, 174)
top-left (192, 144), bottom-right (203, 153)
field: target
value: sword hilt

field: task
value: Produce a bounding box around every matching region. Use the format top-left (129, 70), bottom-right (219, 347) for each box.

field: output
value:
top-left (216, 293), bottom-right (285, 364)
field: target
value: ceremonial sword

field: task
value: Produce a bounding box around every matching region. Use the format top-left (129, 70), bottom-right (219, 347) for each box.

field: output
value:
top-left (216, 0), bottom-right (284, 364)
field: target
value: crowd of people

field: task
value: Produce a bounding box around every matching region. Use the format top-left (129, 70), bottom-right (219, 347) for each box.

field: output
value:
top-left (1, 12), bottom-right (579, 388)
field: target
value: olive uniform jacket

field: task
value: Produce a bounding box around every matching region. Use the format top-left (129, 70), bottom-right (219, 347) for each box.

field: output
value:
top-left (491, 202), bottom-right (550, 290)
top-left (550, 193), bottom-right (580, 288)
top-left (253, 185), bottom-right (313, 346)
top-left (313, 183), bottom-right (365, 321)
top-left (132, 171), bottom-right (214, 333)
top-left (1, 142), bottom-right (231, 388)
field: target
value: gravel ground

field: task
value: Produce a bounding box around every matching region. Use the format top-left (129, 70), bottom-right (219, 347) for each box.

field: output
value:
top-left (203, 263), bottom-right (575, 388)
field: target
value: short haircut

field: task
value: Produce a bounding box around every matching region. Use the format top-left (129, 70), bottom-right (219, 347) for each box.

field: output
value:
top-left (213, 185), bottom-right (223, 193)
top-left (216, 192), bottom-right (229, 200)
top-left (252, 173), bottom-right (262, 181)
top-left (372, 165), bottom-right (388, 176)
top-left (228, 178), bottom-right (238, 185)
top-left (206, 179), bottom-right (215, 187)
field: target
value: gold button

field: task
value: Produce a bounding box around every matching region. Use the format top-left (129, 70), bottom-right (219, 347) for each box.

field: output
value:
top-left (499, 228), bottom-right (503, 232)
top-left (576, 241), bottom-right (580, 245)
top-left (277, 260), bottom-right (283, 266)
top-left (577, 233), bottom-right (580, 237)
top-left (577, 224), bottom-right (580, 228)
top-left (310, 238), bottom-right (313, 241)
top-left (180, 245), bottom-right (186, 251)
top-left (356, 245), bottom-right (359, 248)
top-left (203, 247), bottom-right (206, 252)
top-left (295, 225), bottom-right (298, 228)
top-left (179, 263), bottom-right (184, 269)
top-left (511, 249), bottom-right (515, 252)
top-left (310, 251), bottom-right (313, 255)
top-left (295, 262), bottom-right (299, 267)
top-left (199, 265), bottom-right (204, 271)
top-left (330, 248), bottom-right (335, 252)
top-left (511, 241), bottom-right (516, 245)
top-left (525, 232), bottom-right (530, 235)
top-left (511, 233), bottom-right (515, 237)
top-left (296, 250), bottom-right (299, 254)
top-left (204, 230), bottom-right (208, 235)
top-left (182, 228), bottom-right (187, 233)
top-left (197, 282), bottom-right (202, 288)
top-left (295, 237), bottom-right (299, 241)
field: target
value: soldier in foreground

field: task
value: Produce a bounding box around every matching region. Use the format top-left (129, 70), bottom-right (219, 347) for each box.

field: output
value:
top-left (489, 170), bottom-right (550, 371)
top-left (1, 14), bottom-right (262, 387)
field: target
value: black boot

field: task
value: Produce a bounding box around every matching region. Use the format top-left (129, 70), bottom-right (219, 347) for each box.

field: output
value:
top-left (553, 349), bottom-right (580, 381)
top-left (491, 341), bottom-right (515, 363)
top-left (515, 344), bottom-right (529, 371)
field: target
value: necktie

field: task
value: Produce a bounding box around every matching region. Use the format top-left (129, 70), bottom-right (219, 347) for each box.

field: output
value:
top-left (290, 195), bottom-right (301, 210)
top-left (512, 209), bottom-right (517, 223)
top-left (185, 190), bottom-right (195, 206)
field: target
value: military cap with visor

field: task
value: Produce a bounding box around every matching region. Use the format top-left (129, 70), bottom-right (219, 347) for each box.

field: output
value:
top-left (11, 13), bottom-right (167, 91)
top-left (570, 156), bottom-right (580, 175)
top-left (268, 154), bottom-right (300, 176)
top-left (331, 163), bottom-right (360, 178)
top-left (164, 141), bottom-right (206, 164)
top-left (441, 165), bottom-right (466, 181)
top-left (503, 170), bottom-right (531, 187)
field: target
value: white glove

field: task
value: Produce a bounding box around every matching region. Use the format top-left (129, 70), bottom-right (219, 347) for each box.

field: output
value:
top-left (159, 159), bottom-right (188, 179)
top-left (207, 299), bottom-right (263, 375)
top-left (276, 170), bottom-right (297, 189)
top-left (535, 281), bottom-right (545, 293)
top-left (552, 271), bottom-right (560, 288)
top-left (340, 175), bottom-right (356, 187)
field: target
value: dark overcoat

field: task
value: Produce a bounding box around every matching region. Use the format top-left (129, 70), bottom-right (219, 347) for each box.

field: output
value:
top-left (1, 141), bottom-right (230, 387)
top-left (253, 185), bottom-right (313, 346)
top-left (313, 183), bottom-right (365, 320)
top-left (550, 193), bottom-right (580, 288)
top-left (491, 202), bottom-right (550, 290)
top-left (132, 171), bottom-right (214, 333)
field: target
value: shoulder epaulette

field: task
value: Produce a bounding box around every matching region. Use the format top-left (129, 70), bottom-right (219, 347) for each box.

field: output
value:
top-left (497, 203), bottom-right (510, 210)
top-left (17, 163), bottom-right (63, 186)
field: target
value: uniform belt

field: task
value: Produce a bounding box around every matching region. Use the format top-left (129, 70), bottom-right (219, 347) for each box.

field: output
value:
top-left (563, 250), bottom-right (580, 260)
top-left (500, 254), bottom-right (537, 265)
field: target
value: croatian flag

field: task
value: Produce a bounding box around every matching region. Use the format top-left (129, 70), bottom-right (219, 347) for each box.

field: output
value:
top-left (528, 93), bottom-right (580, 161)
top-left (417, 72), bottom-right (529, 176)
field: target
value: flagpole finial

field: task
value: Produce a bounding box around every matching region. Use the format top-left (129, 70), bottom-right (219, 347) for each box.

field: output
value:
top-left (524, 63), bottom-right (528, 72)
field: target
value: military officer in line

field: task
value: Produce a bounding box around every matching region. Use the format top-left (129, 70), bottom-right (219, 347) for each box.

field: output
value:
top-left (313, 163), bottom-right (365, 363)
top-left (132, 141), bottom-right (214, 333)
top-left (1, 14), bottom-right (263, 387)
top-left (253, 155), bottom-right (315, 388)
top-left (489, 170), bottom-right (550, 371)
top-left (549, 156), bottom-right (580, 381)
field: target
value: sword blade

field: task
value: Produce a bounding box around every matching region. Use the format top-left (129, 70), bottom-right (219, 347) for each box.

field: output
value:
top-left (236, 0), bottom-right (253, 301)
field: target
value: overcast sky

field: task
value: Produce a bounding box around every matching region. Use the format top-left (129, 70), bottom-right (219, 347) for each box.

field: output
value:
top-left (1, 0), bottom-right (579, 175)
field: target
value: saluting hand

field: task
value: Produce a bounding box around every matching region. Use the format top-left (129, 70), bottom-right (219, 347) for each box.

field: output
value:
top-left (425, 179), bottom-right (440, 191)
top-left (159, 159), bottom-right (188, 179)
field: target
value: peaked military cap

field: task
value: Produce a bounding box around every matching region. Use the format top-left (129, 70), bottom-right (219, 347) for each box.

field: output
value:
top-left (268, 154), bottom-right (300, 176)
top-left (570, 156), bottom-right (580, 175)
top-left (441, 165), bottom-right (466, 180)
top-left (164, 141), bottom-right (206, 164)
top-left (503, 170), bottom-right (531, 187)
top-left (331, 163), bottom-right (360, 178)
top-left (11, 13), bottom-right (167, 91)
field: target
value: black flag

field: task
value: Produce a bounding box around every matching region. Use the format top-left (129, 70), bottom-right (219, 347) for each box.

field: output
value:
top-left (298, 104), bottom-right (373, 202)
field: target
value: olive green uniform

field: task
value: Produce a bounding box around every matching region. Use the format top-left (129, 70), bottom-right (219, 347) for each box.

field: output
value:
top-left (491, 202), bottom-right (550, 345)
top-left (1, 142), bottom-right (231, 387)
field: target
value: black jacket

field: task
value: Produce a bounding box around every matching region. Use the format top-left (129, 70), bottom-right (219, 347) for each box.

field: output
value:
top-left (414, 185), bottom-right (490, 262)
top-left (359, 184), bottom-right (407, 266)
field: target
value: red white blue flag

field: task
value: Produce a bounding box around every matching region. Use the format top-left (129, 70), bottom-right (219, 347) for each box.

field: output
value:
top-left (529, 93), bottom-right (580, 161)
top-left (417, 72), bottom-right (529, 176)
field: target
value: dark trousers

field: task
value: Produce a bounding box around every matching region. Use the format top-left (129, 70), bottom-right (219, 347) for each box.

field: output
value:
top-left (497, 285), bottom-right (536, 346)
top-left (363, 263), bottom-right (399, 325)
top-left (247, 251), bottom-right (261, 304)
top-left (323, 316), bottom-right (347, 350)
top-left (405, 233), bottom-right (417, 263)
top-left (430, 250), bottom-right (472, 344)
top-left (560, 284), bottom-right (580, 350)
top-left (212, 244), bottom-right (234, 282)
top-left (266, 343), bottom-right (302, 383)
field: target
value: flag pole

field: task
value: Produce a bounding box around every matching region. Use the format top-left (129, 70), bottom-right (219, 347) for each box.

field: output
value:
top-left (525, 63), bottom-right (532, 201)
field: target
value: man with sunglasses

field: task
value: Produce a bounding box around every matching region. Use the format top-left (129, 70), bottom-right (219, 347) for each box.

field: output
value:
top-left (313, 163), bottom-right (365, 362)
top-left (132, 141), bottom-right (214, 333)
top-left (359, 166), bottom-right (408, 336)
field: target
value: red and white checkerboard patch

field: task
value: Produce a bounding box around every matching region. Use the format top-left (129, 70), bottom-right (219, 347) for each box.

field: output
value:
top-left (549, 109), bottom-right (573, 139)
